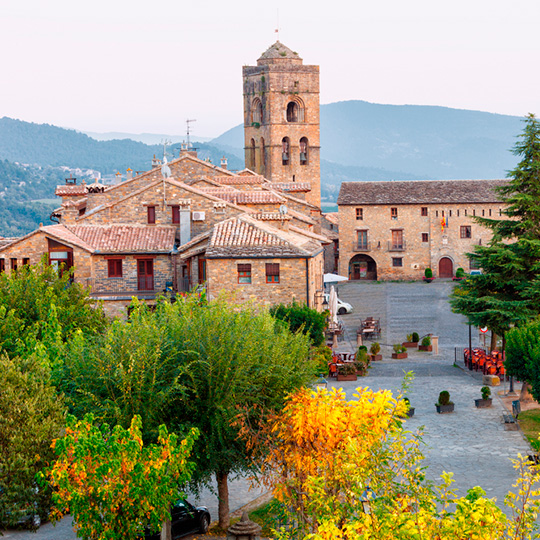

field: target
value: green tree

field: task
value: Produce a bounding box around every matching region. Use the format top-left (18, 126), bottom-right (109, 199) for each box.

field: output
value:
top-left (270, 301), bottom-right (326, 346)
top-left (451, 114), bottom-right (540, 356)
top-left (44, 414), bottom-right (198, 540)
top-left (0, 353), bottom-right (66, 528)
top-left (57, 295), bottom-right (316, 528)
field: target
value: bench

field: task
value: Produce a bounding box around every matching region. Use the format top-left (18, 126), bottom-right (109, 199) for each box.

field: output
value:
top-left (503, 405), bottom-right (520, 431)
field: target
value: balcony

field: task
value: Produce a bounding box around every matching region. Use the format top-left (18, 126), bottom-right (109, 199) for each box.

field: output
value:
top-left (353, 242), bottom-right (371, 252)
top-left (388, 240), bottom-right (406, 251)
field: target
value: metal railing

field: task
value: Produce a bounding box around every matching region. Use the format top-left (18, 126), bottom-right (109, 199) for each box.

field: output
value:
top-left (352, 242), bottom-right (371, 252)
top-left (388, 240), bottom-right (406, 251)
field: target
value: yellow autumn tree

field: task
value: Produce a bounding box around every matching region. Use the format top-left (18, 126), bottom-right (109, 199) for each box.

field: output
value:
top-left (254, 386), bottom-right (540, 540)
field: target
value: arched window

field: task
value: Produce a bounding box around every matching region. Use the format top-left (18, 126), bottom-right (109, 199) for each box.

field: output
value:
top-left (286, 102), bottom-right (298, 122)
top-left (260, 137), bottom-right (266, 172)
top-left (250, 138), bottom-right (256, 169)
top-left (282, 137), bottom-right (290, 166)
top-left (299, 137), bottom-right (308, 165)
top-left (252, 98), bottom-right (263, 125)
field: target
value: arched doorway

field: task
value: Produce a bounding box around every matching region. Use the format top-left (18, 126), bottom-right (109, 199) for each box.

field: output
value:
top-left (349, 254), bottom-right (377, 280)
top-left (439, 257), bottom-right (453, 278)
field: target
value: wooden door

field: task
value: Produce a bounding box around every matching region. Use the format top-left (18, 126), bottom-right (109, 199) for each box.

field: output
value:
top-left (439, 257), bottom-right (453, 278)
top-left (351, 263), bottom-right (361, 280)
top-left (137, 259), bottom-right (154, 291)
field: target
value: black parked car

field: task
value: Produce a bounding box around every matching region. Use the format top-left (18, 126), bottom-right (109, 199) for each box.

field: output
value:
top-left (145, 499), bottom-right (210, 539)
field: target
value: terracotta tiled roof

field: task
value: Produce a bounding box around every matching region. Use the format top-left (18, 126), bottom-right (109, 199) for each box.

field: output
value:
top-left (324, 212), bottom-right (339, 226)
top-left (338, 179), bottom-right (507, 206)
top-left (0, 237), bottom-right (18, 248)
top-left (55, 185), bottom-right (87, 197)
top-left (252, 212), bottom-right (292, 221)
top-left (69, 225), bottom-right (175, 253)
top-left (267, 182), bottom-right (311, 192)
top-left (199, 190), bottom-right (285, 205)
top-left (214, 175), bottom-right (265, 185)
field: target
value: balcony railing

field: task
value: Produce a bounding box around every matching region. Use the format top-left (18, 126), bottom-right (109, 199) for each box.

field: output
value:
top-left (353, 242), bottom-right (371, 252)
top-left (388, 240), bottom-right (406, 251)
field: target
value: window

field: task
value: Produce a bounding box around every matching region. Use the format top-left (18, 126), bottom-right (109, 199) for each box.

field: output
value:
top-left (391, 207), bottom-right (398, 220)
top-left (250, 138), bottom-right (256, 169)
top-left (299, 137), bottom-right (308, 165)
top-left (356, 208), bottom-right (363, 220)
top-left (108, 259), bottom-right (123, 278)
top-left (147, 206), bottom-right (156, 224)
top-left (22, 258), bottom-right (30, 266)
top-left (449, 210), bottom-right (452, 217)
top-left (260, 137), bottom-right (266, 170)
top-left (470, 257), bottom-right (480, 270)
top-left (422, 233), bottom-right (429, 242)
top-left (0, 259), bottom-right (4, 272)
top-left (421, 207), bottom-right (428, 216)
top-left (435, 210), bottom-right (439, 217)
top-left (465, 209), bottom-right (468, 216)
top-left (457, 209), bottom-right (460, 217)
top-left (391, 229), bottom-right (404, 250)
top-left (172, 205), bottom-right (180, 224)
top-left (460, 225), bottom-right (472, 239)
top-left (482, 209), bottom-right (485, 216)
top-left (473, 209), bottom-right (476, 217)
top-left (442, 210), bottom-right (445, 217)
top-left (266, 263), bottom-right (280, 283)
top-left (499, 208), bottom-right (502, 216)
top-left (10, 258), bottom-right (17, 271)
top-left (489, 209), bottom-right (492, 216)
top-left (286, 102), bottom-right (298, 122)
top-left (392, 258), bottom-right (403, 267)
top-left (251, 98), bottom-right (263, 124)
top-left (357, 230), bottom-right (368, 250)
top-left (282, 137), bottom-right (290, 165)
top-left (238, 263), bottom-right (252, 284)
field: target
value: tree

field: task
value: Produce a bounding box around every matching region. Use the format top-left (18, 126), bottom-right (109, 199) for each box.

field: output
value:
top-left (0, 353), bottom-right (66, 528)
top-left (451, 114), bottom-right (540, 361)
top-left (270, 301), bottom-right (327, 346)
top-left (249, 385), bottom-right (540, 540)
top-left (43, 414), bottom-right (198, 540)
top-left (57, 295), bottom-right (316, 528)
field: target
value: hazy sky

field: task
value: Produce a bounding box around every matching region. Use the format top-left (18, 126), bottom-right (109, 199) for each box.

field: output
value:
top-left (1, 0), bottom-right (539, 138)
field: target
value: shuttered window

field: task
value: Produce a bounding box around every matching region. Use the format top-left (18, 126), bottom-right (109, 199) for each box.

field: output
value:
top-left (238, 263), bottom-right (252, 284)
top-left (266, 263), bottom-right (280, 283)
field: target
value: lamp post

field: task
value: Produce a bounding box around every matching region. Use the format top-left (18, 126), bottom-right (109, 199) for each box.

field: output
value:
top-left (468, 322), bottom-right (473, 370)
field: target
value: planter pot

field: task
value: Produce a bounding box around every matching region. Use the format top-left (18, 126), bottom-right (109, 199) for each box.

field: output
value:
top-left (436, 403), bottom-right (454, 414)
top-left (402, 342), bottom-right (418, 349)
top-left (392, 352), bottom-right (408, 359)
top-left (337, 373), bottom-right (358, 382)
top-left (370, 354), bottom-right (383, 361)
top-left (406, 407), bottom-right (415, 418)
top-left (419, 345), bottom-right (433, 351)
top-left (356, 370), bottom-right (367, 377)
top-left (475, 398), bottom-right (493, 408)
top-left (423, 277), bottom-right (434, 283)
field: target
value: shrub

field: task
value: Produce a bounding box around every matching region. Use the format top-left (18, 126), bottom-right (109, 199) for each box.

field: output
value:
top-left (393, 344), bottom-right (406, 354)
top-left (412, 332), bottom-right (419, 343)
top-left (481, 386), bottom-right (491, 400)
top-left (370, 342), bottom-right (381, 355)
top-left (356, 348), bottom-right (369, 362)
top-left (270, 301), bottom-right (326, 346)
top-left (406, 333), bottom-right (413, 342)
top-left (358, 345), bottom-right (368, 353)
top-left (421, 336), bottom-right (431, 347)
top-left (338, 363), bottom-right (356, 376)
top-left (310, 345), bottom-right (332, 376)
top-left (438, 391), bottom-right (451, 406)
top-left (354, 354), bottom-right (369, 376)
top-left (456, 267), bottom-right (465, 278)
top-left (425, 268), bottom-right (433, 279)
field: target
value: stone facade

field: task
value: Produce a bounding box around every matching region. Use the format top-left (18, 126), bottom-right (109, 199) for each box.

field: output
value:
top-left (243, 42), bottom-right (321, 208)
top-left (338, 180), bottom-right (508, 280)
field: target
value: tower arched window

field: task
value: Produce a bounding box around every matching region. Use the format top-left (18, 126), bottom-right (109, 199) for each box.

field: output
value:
top-left (250, 138), bottom-right (256, 169)
top-left (299, 137), bottom-right (308, 165)
top-left (286, 102), bottom-right (298, 122)
top-left (260, 137), bottom-right (266, 172)
top-left (252, 98), bottom-right (263, 125)
top-left (282, 137), bottom-right (290, 166)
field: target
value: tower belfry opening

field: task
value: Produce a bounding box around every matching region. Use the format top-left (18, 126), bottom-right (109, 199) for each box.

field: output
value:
top-left (242, 41), bottom-right (320, 208)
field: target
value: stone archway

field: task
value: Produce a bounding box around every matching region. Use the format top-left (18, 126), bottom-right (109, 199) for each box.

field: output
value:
top-left (439, 256), bottom-right (453, 278)
top-left (349, 254), bottom-right (377, 280)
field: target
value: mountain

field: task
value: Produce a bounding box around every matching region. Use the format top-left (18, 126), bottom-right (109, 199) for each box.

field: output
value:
top-left (211, 100), bottom-right (524, 191)
top-left (83, 131), bottom-right (213, 145)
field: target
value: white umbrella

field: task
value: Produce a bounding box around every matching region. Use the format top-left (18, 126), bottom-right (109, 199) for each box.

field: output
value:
top-left (324, 273), bottom-right (348, 284)
top-left (329, 285), bottom-right (339, 325)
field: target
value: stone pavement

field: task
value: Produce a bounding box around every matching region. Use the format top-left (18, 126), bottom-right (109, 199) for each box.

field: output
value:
top-left (332, 280), bottom-right (532, 507)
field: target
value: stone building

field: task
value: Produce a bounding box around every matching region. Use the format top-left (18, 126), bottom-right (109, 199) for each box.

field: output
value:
top-left (337, 179), bottom-right (507, 281)
top-left (243, 41), bottom-right (321, 208)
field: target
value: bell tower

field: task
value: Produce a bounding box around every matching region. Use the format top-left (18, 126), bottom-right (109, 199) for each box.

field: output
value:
top-left (242, 41), bottom-right (320, 208)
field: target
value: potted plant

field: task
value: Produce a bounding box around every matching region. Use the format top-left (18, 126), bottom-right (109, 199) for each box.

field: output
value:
top-left (337, 362), bottom-right (358, 382)
top-left (355, 348), bottom-right (370, 377)
top-left (423, 268), bottom-right (434, 283)
top-left (370, 342), bottom-right (382, 361)
top-left (475, 386), bottom-right (493, 408)
top-left (419, 335), bottom-right (432, 351)
top-left (403, 397), bottom-right (415, 418)
top-left (435, 390), bottom-right (454, 413)
top-left (392, 344), bottom-right (408, 359)
top-left (402, 333), bottom-right (419, 349)
top-left (453, 267), bottom-right (466, 281)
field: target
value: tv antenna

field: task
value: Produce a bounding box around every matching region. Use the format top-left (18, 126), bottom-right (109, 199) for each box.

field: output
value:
top-left (275, 9), bottom-right (280, 40)
top-left (186, 119), bottom-right (196, 149)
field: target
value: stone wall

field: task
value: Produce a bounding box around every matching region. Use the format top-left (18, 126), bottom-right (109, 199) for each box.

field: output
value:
top-left (338, 202), bottom-right (507, 280)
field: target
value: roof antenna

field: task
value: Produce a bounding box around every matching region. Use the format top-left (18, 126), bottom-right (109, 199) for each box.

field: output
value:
top-left (275, 9), bottom-right (280, 41)
top-left (161, 139), bottom-right (171, 178)
top-left (186, 119), bottom-right (196, 150)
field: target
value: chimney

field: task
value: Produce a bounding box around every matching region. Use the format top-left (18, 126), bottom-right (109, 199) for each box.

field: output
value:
top-left (126, 168), bottom-right (133, 181)
top-left (180, 142), bottom-right (198, 158)
top-left (65, 174), bottom-right (77, 185)
top-left (115, 171), bottom-right (122, 184)
top-left (220, 156), bottom-right (228, 170)
top-left (152, 154), bottom-right (161, 168)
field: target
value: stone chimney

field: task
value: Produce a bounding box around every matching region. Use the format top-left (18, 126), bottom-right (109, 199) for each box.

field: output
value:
top-left (220, 156), bottom-right (228, 170)
top-left (126, 168), bottom-right (133, 181)
top-left (115, 171), bottom-right (122, 184)
top-left (152, 154), bottom-right (161, 168)
top-left (180, 142), bottom-right (198, 158)
top-left (61, 201), bottom-right (79, 224)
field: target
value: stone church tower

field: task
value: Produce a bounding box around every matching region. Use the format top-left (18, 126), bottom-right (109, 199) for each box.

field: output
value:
top-left (243, 42), bottom-right (321, 208)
